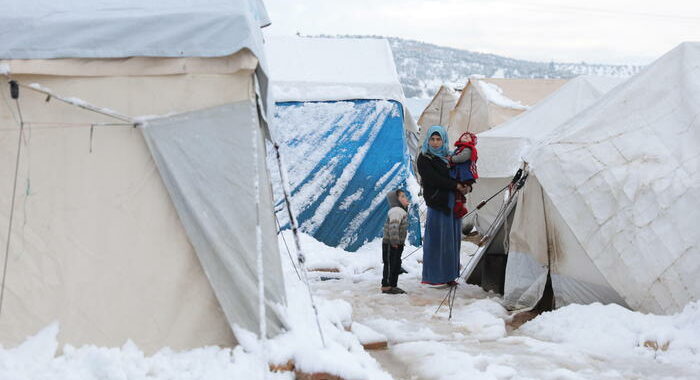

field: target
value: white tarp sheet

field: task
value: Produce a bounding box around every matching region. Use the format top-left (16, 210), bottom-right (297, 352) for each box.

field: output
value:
top-left (141, 102), bottom-right (287, 336)
top-left (521, 42), bottom-right (700, 314)
top-left (0, 0), bottom-right (268, 59)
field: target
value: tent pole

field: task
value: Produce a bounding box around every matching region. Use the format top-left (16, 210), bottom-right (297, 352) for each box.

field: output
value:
top-left (15, 81), bottom-right (134, 124)
top-left (272, 142), bottom-right (327, 348)
top-left (0, 83), bottom-right (25, 317)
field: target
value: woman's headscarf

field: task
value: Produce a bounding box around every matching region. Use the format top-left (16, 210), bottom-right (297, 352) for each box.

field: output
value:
top-left (421, 125), bottom-right (450, 163)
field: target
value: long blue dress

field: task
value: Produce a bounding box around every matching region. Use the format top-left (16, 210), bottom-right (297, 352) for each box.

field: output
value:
top-left (422, 192), bottom-right (461, 284)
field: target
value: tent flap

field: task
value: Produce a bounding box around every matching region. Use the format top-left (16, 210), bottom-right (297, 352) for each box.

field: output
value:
top-left (141, 102), bottom-right (286, 337)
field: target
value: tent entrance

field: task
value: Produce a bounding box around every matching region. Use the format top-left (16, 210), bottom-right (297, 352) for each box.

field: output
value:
top-left (464, 201), bottom-right (516, 295)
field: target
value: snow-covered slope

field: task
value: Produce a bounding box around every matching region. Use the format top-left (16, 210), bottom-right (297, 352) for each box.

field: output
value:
top-left (312, 35), bottom-right (643, 98)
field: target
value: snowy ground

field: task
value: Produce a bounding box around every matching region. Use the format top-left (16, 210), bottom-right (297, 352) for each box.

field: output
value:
top-left (2, 232), bottom-right (699, 380)
top-left (288, 232), bottom-right (700, 380)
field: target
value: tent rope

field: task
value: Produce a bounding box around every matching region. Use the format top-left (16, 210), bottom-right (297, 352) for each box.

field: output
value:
top-left (272, 142), bottom-right (327, 348)
top-left (401, 246), bottom-right (422, 260)
top-left (275, 215), bottom-right (302, 281)
top-left (0, 81), bottom-right (25, 317)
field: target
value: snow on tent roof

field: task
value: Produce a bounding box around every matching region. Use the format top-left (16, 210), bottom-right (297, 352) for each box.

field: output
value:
top-left (478, 76), bottom-right (624, 178)
top-left (0, 0), bottom-right (269, 59)
top-left (266, 37), bottom-right (405, 102)
top-left (445, 78), bottom-right (565, 142)
top-left (521, 42), bottom-right (700, 314)
top-left (482, 78), bottom-right (567, 110)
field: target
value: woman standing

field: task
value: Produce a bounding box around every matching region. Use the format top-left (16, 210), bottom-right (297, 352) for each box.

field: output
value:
top-left (417, 125), bottom-right (466, 286)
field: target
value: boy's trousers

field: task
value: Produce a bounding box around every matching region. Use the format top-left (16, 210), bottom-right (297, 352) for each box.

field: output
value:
top-left (382, 243), bottom-right (404, 287)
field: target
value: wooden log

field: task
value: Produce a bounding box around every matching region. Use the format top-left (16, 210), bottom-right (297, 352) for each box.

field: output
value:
top-left (295, 371), bottom-right (344, 380)
top-left (269, 360), bottom-right (295, 372)
top-left (643, 340), bottom-right (670, 351)
top-left (310, 267), bottom-right (340, 273)
top-left (508, 310), bottom-right (539, 330)
top-left (362, 340), bottom-right (388, 350)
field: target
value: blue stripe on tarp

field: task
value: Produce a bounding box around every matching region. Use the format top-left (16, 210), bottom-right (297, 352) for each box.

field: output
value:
top-left (274, 99), bottom-right (421, 252)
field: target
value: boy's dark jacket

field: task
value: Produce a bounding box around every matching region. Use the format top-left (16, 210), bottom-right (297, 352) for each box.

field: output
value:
top-left (417, 152), bottom-right (458, 213)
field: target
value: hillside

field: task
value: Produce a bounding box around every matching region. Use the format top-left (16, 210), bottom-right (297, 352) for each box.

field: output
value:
top-left (322, 35), bottom-right (643, 98)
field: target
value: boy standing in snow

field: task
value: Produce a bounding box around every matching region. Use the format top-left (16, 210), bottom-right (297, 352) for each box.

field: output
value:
top-left (381, 189), bottom-right (410, 294)
top-left (448, 132), bottom-right (479, 218)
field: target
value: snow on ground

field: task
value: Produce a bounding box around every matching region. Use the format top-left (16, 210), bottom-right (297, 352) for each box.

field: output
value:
top-left (2, 231), bottom-right (699, 380)
top-left (0, 234), bottom-right (394, 380)
top-left (280, 232), bottom-right (700, 380)
top-left (0, 323), bottom-right (290, 380)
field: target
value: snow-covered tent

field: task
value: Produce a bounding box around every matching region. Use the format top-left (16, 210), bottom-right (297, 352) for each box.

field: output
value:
top-left (268, 37), bottom-right (421, 252)
top-left (505, 42), bottom-right (700, 314)
top-left (446, 78), bottom-right (565, 143)
top-left (0, 0), bottom-right (286, 353)
top-left (471, 76), bottom-right (623, 234)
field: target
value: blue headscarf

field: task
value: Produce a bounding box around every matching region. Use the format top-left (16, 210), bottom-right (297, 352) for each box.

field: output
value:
top-left (421, 125), bottom-right (450, 163)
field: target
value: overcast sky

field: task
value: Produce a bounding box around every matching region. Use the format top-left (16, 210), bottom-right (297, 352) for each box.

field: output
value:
top-left (263, 0), bottom-right (700, 65)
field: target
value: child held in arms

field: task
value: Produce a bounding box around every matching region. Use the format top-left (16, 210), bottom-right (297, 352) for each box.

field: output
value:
top-left (449, 132), bottom-right (479, 218)
top-left (381, 189), bottom-right (410, 294)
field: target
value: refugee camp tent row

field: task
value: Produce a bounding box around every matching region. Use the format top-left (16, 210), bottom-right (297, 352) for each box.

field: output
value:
top-left (267, 37), bottom-right (421, 252)
top-left (506, 42), bottom-right (700, 315)
top-left (471, 76), bottom-right (624, 234)
top-left (418, 78), bottom-right (566, 145)
top-left (0, 0), bottom-right (287, 353)
top-left (414, 79), bottom-right (564, 230)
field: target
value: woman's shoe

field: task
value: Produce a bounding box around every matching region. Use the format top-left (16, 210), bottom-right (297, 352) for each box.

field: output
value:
top-left (421, 281), bottom-right (448, 288)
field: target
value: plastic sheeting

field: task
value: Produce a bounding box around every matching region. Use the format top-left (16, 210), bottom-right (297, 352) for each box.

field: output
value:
top-left (272, 100), bottom-right (421, 252)
top-left (0, 0), bottom-right (268, 60)
top-left (521, 42), bottom-right (700, 314)
top-left (0, 0), bottom-right (274, 124)
top-left (141, 102), bottom-right (287, 337)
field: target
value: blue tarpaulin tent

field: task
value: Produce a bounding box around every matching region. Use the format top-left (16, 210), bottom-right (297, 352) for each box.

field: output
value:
top-left (273, 99), bottom-right (421, 251)
top-left (267, 36), bottom-right (422, 251)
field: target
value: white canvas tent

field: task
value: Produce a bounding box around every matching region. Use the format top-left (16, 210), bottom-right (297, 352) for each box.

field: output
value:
top-left (417, 85), bottom-right (459, 133)
top-left (0, 0), bottom-right (287, 353)
top-left (505, 42), bottom-right (700, 314)
top-left (471, 76), bottom-right (623, 234)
